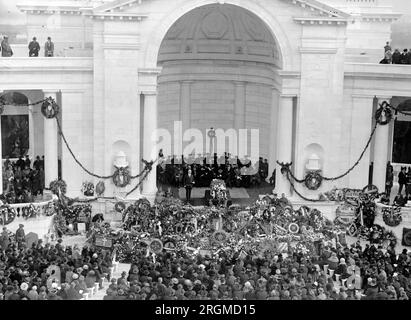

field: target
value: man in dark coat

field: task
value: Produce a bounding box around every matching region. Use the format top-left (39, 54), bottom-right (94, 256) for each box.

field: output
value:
top-left (184, 169), bottom-right (195, 203)
top-left (400, 49), bottom-right (409, 64)
top-left (28, 37), bottom-right (40, 57)
top-left (1, 36), bottom-right (13, 57)
top-left (15, 224), bottom-right (26, 248)
top-left (44, 37), bottom-right (54, 57)
top-left (392, 49), bottom-right (401, 64)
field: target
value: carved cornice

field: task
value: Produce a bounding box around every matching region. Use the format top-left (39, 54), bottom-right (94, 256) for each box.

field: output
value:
top-left (93, 0), bottom-right (145, 13)
top-left (283, 0), bottom-right (351, 19)
top-left (294, 17), bottom-right (348, 25)
top-left (83, 11), bottom-right (147, 21)
top-left (17, 4), bottom-right (83, 15)
top-left (17, 2), bottom-right (148, 22)
top-left (356, 13), bottom-right (402, 23)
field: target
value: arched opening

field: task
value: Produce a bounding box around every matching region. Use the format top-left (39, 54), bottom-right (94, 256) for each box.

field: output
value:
top-left (156, 3), bottom-right (282, 166)
top-left (392, 99), bottom-right (411, 165)
top-left (0, 91), bottom-right (31, 159)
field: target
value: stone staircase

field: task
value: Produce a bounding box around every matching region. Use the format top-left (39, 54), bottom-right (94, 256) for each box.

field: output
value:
top-left (80, 261), bottom-right (131, 301)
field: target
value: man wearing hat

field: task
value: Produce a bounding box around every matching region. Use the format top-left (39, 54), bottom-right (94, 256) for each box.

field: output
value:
top-left (28, 36), bottom-right (40, 57)
top-left (1, 36), bottom-right (13, 57)
top-left (44, 36), bottom-right (54, 57)
top-left (15, 224), bottom-right (26, 248)
top-left (0, 226), bottom-right (10, 250)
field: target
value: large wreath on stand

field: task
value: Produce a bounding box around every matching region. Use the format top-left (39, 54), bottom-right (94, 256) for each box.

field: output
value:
top-left (382, 206), bottom-right (402, 227)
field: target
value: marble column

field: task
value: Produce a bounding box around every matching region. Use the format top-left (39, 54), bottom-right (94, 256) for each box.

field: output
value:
top-left (349, 95), bottom-right (374, 189)
top-left (28, 105), bottom-right (35, 161)
top-left (275, 95), bottom-right (294, 197)
top-left (234, 81), bottom-right (246, 130)
top-left (43, 91), bottom-right (59, 188)
top-left (142, 92), bottom-right (158, 198)
top-left (372, 96), bottom-right (392, 192)
top-left (180, 81), bottom-right (192, 154)
top-left (269, 89), bottom-right (279, 183)
top-left (234, 81), bottom-right (246, 158)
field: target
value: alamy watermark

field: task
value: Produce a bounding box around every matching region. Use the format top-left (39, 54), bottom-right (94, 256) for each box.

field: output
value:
top-left (150, 121), bottom-right (260, 174)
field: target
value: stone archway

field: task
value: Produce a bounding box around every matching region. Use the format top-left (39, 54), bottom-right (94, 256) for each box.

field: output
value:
top-left (140, 0), bottom-right (293, 71)
top-left (139, 1), bottom-right (298, 198)
top-left (157, 4), bottom-right (282, 161)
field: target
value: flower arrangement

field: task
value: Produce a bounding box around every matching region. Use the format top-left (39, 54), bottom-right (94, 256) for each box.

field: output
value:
top-left (81, 181), bottom-right (95, 196)
top-left (357, 224), bottom-right (397, 247)
top-left (382, 206), bottom-right (402, 227)
top-left (21, 204), bottom-right (40, 219)
top-left (210, 179), bottom-right (227, 199)
top-left (0, 205), bottom-right (16, 225)
top-left (50, 179), bottom-right (67, 195)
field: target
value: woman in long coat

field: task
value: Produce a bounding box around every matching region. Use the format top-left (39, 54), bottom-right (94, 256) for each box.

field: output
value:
top-left (0, 227), bottom-right (10, 250)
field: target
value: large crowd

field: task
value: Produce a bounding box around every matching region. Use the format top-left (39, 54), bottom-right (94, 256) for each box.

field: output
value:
top-left (0, 224), bottom-right (114, 300)
top-left (3, 225), bottom-right (410, 300)
top-left (106, 240), bottom-right (411, 300)
top-left (1, 155), bottom-right (45, 204)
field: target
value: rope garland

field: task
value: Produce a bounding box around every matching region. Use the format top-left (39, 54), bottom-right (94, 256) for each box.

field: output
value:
top-left (323, 122), bottom-right (378, 181)
top-left (0, 96), bottom-right (50, 107)
top-left (56, 117), bottom-right (114, 179)
top-left (126, 169), bottom-right (152, 197)
top-left (278, 120), bottom-right (378, 198)
top-left (285, 171), bottom-right (323, 202)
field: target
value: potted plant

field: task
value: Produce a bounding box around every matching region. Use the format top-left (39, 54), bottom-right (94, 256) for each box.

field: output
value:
top-left (81, 181), bottom-right (95, 197)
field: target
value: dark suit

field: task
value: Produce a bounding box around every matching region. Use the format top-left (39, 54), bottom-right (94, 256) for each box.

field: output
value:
top-left (184, 174), bottom-right (195, 202)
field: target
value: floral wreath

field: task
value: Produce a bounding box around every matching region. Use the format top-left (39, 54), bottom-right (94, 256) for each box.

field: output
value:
top-left (44, 202), bottom-right (57, 216)
top-left (375, 101), bottom-right (393, 125)
top-left (41, 98), bottom-right (60, 119)
top-left (0, 205), bottom-right (16, 225)
top-left (304, 171), bottom-right (323, 190)
top-left (22, 204), bottom-right (40, 219)
top-left (114, 201), bottom-right (126, 213)
top-left (112, 166), bottom-right (131, 188)
top-left (382, 206), bottom-right (402, 227)
top-left (81, 181), bottom-right (95, 195)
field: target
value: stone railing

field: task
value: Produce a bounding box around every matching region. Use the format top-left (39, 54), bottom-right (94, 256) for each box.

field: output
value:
top-left (8, 196), bottom-right (55, 217)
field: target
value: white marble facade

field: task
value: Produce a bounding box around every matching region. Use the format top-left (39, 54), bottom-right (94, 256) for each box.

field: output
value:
top-left (1, 0), bottom-right (410, 200)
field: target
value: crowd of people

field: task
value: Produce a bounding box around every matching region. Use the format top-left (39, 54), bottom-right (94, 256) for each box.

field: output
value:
top-left (100, 239), bottom-right (411, 300)
top-left (380, 42), bottom-right (411, 64)
top-left (0, 224), bottom-right (114, 300)
top-left (157, 153), bottom-right (272, 191)
top-left (1, 155), bottom-right (45, 204)
top-left (381, 162), bottom-right (411, 207)
top-left (0, 35), bottom-right (55, 57)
